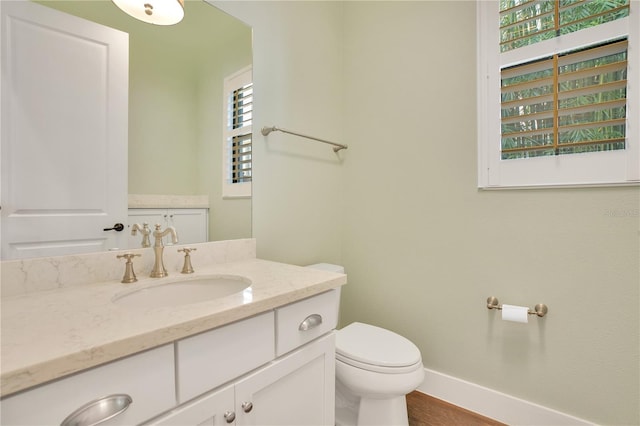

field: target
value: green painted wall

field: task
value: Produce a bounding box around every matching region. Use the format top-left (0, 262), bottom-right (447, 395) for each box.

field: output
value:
top-left (217, 1), bottom-right (639, 424)
top-left (340, 3), bottom-right (638, 423)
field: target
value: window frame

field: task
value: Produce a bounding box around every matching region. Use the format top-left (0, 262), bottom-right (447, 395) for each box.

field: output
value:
top-left (222, 65), bottom-right (252, 198)
top-left (477, 1), bottom-right (639, 189)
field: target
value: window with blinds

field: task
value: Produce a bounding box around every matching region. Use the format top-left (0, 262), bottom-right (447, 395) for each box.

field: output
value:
top-left (476, 0), bottom-right (637, 187)
top-left (501, 39), bottom-right (628, 159)
top-left (228, 83), bottom-right (253, 183)
top-left (222, 67), bottom-right (252, 197)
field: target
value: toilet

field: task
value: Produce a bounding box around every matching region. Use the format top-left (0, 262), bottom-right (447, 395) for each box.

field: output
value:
top-left (305, 264), bottom-right (424, 426)
top-left (335, 322), bottom-right (424, 426)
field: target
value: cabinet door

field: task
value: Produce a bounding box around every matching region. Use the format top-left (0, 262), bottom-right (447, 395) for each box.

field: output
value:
top-left (167, 209), bottom-right (208, 245)
top-left (234, 334), bottom-right (335, 426)
top-left (146, 384), bottom-right (235, 426)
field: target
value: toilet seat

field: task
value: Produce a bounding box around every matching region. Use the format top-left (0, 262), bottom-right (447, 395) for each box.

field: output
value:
top-left (336, 322), bottom-right (422, 374)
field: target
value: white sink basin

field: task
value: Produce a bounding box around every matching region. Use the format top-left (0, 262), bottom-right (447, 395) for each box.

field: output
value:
top-left (112, 275), bottom-right (251, 308)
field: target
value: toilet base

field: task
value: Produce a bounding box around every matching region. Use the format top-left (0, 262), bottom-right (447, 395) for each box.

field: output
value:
top-left (336, 381), bottom-right (358, 426)
top-left (357, 396), bottom-right (409, 426)
top-left (335, 381), bottom-right (410, 426)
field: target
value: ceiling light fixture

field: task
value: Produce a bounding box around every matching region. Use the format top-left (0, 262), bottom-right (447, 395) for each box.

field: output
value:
top-left (111, 0), bottom-right (185, 25)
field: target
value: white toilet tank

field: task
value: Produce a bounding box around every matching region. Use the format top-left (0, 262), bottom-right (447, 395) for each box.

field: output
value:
top-left (306, 263), bottom-right (345, 274)
top-left (306, 264), bottom-right (344, 301)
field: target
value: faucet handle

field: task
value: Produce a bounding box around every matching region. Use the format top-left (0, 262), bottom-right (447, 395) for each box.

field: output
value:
top-left (117, 253), bottom-right (141, 283)
top-left (178, 248), bottom-right (197, 274)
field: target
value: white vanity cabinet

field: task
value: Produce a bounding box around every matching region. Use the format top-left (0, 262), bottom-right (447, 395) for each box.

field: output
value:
top-left (128, 208), bottom-right (209, 248)
top-left (0, 345), bottom-right (176, 425)
top-left (1, 289), bottom-right (341, 426)
top-left (147, 289), bottom-right (340, 426)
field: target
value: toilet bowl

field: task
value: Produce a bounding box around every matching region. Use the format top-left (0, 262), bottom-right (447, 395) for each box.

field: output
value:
top-left (335, 322), bottom-right (424, 426)
top-left (304, 264), bottom-right (424, 426)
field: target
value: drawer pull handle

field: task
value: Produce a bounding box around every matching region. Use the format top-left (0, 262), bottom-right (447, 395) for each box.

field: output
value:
top-left (299, 313), bottom-right (323, 331)
top-left (60, 394), bottom-right (132, 426)
top-left (224, 411), bottom-right (236, 423)
top-left (242, 401), bottom-right (253, 413)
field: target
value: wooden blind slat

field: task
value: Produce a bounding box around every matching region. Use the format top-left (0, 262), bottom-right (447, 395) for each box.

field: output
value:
top-left (558, 40), bottom-right (627, 66)
top-left (502, 109), bottom-right (555, 125)
top-left (558, 98), bottom-right (627, 116)
top-left (557, 79), bottom-right (627, 100)
top-left (502, 57), bottom-right (553, 80)
top-left (557, 61), bottom-right (627, 84)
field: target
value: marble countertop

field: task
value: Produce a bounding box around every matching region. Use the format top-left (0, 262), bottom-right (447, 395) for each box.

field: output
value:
top-left (0, 258), bottom-right (346, 397)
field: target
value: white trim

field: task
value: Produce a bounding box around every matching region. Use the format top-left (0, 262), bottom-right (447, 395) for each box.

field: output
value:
top-left (417, 368), bottom-right (594, 426)
top-left (626, 2), bottom-right (640, 180)
top-left (476, 0), bottom-right (491, 188)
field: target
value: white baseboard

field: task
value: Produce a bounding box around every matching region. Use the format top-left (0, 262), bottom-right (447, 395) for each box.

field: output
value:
top-left (417, 368), bottom-right (594, 426)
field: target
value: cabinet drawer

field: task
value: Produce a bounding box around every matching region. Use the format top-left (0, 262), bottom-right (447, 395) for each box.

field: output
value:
top-left (275, 289), bottom-right (340, 356)
top-left (176, 311), bottom-right (275, 403)
top-left (0, 345), bottom-right (176, 426)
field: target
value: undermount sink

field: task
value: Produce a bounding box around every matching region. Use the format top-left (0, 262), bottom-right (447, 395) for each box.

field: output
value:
top-left (112, 275), bottom-right (251, 308)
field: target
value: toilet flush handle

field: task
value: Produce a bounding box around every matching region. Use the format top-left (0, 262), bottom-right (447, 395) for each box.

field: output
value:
top-left (299, 314), bottom-right (323, 331)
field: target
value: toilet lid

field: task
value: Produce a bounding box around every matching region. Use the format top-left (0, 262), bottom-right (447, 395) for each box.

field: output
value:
top-left (336, 322), bottom-right (422, 369)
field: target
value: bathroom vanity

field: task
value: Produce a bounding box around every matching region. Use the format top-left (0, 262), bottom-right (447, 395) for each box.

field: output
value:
top-left (0, 239), bottom-right (345, 425)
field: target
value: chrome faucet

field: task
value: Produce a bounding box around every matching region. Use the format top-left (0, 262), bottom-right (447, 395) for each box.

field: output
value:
top-left (150, 224), bottom-right (178, 278)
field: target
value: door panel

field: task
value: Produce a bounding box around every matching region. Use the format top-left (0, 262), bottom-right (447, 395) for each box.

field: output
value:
top-left (0, 1), bottom-right (128, 259)
top-left (235, 334), bottom-right (335, 426)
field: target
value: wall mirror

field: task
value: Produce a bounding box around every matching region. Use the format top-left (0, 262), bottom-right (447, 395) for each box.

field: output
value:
top-left (2, 0), bottom-right (252, 259)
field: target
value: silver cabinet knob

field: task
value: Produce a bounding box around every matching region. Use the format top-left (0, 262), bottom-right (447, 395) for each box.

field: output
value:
top-left (224, 411), bottom-right (236, 423)
top-left (241, 401), bottom-right (253, 413)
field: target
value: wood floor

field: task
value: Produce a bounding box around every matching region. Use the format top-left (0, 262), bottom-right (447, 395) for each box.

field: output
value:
top-left (407, 391), bottom-right (506, 426)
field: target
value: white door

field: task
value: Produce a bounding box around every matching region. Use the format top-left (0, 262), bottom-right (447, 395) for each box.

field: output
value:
top-left (0, 1), bottom-right (128, 259)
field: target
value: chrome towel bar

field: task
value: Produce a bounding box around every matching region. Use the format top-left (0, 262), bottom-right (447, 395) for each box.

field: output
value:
top-left (261, 126), bottom-right (348, 152)
top-left (486, 296), bottom-right (548, 317)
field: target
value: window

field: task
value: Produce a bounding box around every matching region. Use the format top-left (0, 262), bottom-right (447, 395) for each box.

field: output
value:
top-left (222, 66), bottom-right (253, 198)
top-left (477, 0), bottom-right (638, 188)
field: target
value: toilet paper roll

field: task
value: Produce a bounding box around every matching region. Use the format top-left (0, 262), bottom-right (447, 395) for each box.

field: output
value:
top-left (502, 304), bottom-right (529, 323)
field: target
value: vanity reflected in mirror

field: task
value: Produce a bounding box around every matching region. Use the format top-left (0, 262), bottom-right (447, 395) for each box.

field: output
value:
top-left (1, 0), bottom-right (252, 259)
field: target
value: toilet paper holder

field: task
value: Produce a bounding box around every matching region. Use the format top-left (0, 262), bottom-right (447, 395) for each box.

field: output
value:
top-left (486, 296), bottom-right (548, 317)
